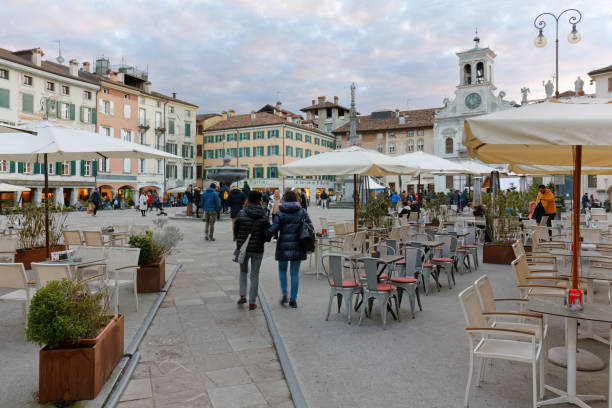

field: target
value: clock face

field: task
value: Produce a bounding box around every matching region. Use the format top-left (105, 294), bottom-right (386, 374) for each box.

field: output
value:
top-left (465, 92), bottom-right (482, 109)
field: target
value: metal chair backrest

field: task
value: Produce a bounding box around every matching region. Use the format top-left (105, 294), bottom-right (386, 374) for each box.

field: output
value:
top-left (361, 258), bottom-right (380, 290)
top-left (341, 233), bottom-right (355, 254)
top-left (371, 243), bottom-right (395, 257)
top-left (435, 234), bottom-right (456, 258)
top-left (474, 275), bottom-right (495, 312)
top-left (130, 225), bottom-right (148, 236)
top-left (83, 230), bottom-right (105, 246)
top-left (0, 263), bottom-right (28, 290)
top-left (63, 230), bottom-right (83, 247)
top-left (31, 263), bottom-right (72, 288)
top-left (403, 246), bottom-right (425, 277)
top-left (458, 284), bottom-right (487, 329)
top-left (323, 253), bottom-right (356, 288)
top-left (415, 232), bottom-right (429, 243)
top-left (511, 255), bottom-right (530, 286)
top-left (465, 226), bottom-right (477, 246)
top-left (385, 239), bottom-right (398, 256)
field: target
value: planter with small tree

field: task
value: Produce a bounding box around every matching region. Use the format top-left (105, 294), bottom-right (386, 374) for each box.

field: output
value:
top-left (27, 279), bottom-right (123, 403)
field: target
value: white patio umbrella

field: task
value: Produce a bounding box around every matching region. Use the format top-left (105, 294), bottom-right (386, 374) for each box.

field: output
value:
top-left (508, 163), bottom-right (612, 175)
top-left (0, 182), bottom-right (30, 192)
top-left (280, 146), bottom-right (418, 231)
top-left (395, 151), bottom-right (467, 175)
top-left (456, 160), bottom-right (502, 176)
top-left (464, 98), bottom-right (612, 292)
top-left (0, 120), bottom-right (181, 258)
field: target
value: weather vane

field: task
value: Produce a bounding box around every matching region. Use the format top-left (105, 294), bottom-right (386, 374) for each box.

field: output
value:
top-left (52, 40), bottom-right (64, 64)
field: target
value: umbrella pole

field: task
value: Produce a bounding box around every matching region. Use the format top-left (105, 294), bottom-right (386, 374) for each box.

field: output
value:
top-left (353, 174), bottom-right (358, 233)
top-left (571, 146), bottom-right (581, 290)
top-left (44, 153), bottom-right (50, 260)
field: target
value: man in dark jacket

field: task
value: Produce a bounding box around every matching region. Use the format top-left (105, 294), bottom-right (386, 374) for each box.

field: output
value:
top-left (200, 183), bottom-right (221, 241)
top-left (193, 188), bottom-right (202, 218)
top-left (89, 190), bottom-right (102, 216)
top-left (299, 189), bottom-right (308, 211)
top-left (234, 191), bottom-right (270, 310)
top-left (267, 190), bottom-right (313, 308)
top-left (228, 186), bottom-right (247, 240)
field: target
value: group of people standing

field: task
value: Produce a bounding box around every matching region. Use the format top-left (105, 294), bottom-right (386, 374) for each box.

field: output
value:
top-left (137, 190), bottom-right (167, 217)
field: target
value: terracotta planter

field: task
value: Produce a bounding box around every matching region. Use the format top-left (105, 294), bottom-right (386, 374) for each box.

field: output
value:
top-left (15, 245), bottom-right (66, 269)
top-left (137, 256), bottom-right (165, 293)
top-left (38, 314), bottom-right (124, 403)
top-left (482, 243), bottom-right (515, 265)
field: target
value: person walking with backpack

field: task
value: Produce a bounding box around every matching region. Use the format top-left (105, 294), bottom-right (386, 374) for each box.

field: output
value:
top-left (267, 190), bottom-right (313, 308)
top-left (201, 183), bottom-right (221, 241)
top-left (228, 186), bottom-right (247, 240)
top-left (234, 191), bottom-right (270, 310)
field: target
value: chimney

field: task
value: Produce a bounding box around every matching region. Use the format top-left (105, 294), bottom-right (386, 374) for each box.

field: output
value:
top-left (117, 72), bottom-right (125, 83)
top-left (312, 99), bottom-right (315, 105)
top-left (82, 61), bottom-right (90, 72)
top-left (32, 48), bottom-right (43, 66)
top-left (276, 101), bottom-right (282, 109)
top-left (334, 96), bottom-right (339, 104)
top-left (172, 92), bottom-right (176, 99)
top-left (221, 110), bottom-right (227, 120)
top-left (109, 70), bottom-right (118, 82)
top-left (69, 59), bottom-right (79, 77)
top-left (144, 81), bottom-right (151, 93)
top-left (399, 114), bottom-right (405, 125)
top-left (229, 109), bottom-right (235, 118)
top-left (317, 96), bottom-right (326, 105)
top-left (251, 110), bottom-right (256, 120)
top-left (395, 109), bottom-right (400, 118)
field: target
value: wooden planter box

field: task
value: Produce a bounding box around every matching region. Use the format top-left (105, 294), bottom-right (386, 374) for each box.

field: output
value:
top-left (482, 243), bottom-right (515, 265)
top-left (15, 245), bottom-right (66, 269)
top-left (38, 314), bottom-right (124, 403)
top-left (137, 256), bottom-right (165, 293)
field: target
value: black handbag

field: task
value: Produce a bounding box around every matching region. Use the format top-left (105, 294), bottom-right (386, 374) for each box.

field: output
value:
top-left (298, 213), bottom-right (315, 253)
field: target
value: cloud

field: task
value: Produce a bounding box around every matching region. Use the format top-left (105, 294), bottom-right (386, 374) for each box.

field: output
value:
top-left (1, 0), bottom-right (610, 115)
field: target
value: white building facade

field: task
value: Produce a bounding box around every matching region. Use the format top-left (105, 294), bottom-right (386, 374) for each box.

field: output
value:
top-left (433, 38), bottom-right (514, 192)
top-left (0, 47), bottom-right (99, 207)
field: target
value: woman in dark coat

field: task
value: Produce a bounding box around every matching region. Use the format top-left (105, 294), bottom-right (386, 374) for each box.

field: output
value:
top-left (267, 190), bottom-right (312, 308)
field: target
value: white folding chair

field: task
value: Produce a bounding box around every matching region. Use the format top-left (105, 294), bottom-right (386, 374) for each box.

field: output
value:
top-left (0, 238), bottom-right (18, 262)
top-left (104, 247), bottom-right (141, 313)
top-left (0, 263), bottom-right (32, 324)
top-left (31, 263), bottom-right (72, 288)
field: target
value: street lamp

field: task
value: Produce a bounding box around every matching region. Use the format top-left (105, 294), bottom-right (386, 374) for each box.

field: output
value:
top-left (533, 8), bottom-right (582, 97)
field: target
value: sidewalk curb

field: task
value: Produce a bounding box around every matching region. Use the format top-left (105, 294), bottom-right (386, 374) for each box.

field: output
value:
top-left (103, 263), bottom-right (182, 408)
top-left (258, 287), bottom-right (308, 408)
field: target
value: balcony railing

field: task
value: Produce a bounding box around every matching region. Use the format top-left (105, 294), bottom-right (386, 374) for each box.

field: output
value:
top-left (138, 118), bottom-right (150, 130)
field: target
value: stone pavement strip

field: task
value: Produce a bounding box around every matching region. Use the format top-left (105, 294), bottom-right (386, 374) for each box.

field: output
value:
top-left (118, 212), bottom-right (294, 408)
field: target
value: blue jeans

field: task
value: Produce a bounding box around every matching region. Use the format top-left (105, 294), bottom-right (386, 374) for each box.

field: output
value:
top-left (278, 260), bottom-right (301, 301)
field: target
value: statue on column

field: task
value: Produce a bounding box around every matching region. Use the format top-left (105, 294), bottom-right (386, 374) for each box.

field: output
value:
top-left (574, 76), bottom-right (585, 96)
top-left (543, 80), bottom-right (554, 99)
top-left (520, 87), bottom-right (530, 105)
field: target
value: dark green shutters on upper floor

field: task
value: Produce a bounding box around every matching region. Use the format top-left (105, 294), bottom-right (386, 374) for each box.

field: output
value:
top-left (185, 123), bottom-right (191, 137)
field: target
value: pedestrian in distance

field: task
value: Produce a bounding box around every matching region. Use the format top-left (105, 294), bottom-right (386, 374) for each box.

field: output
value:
top-left (139, 193), bottom-right (148, 217)
top-left (201, 183), bottom-right (221, 241)
top-left (184, 185), bottom-right (194, 217)
top-left (193, 187), bottom-right (202, 218)
top-left (299, 189), bottom-right (308, 211)
top-left (267, 190), bottom-right (313, 308)
top-left (320, 190), bottom-right (329, 209)
top-left (234, 191), bottom-right (271, 310)
top-left (536, 184), bottom-right (556, 236)
top-left (147, 192), bottom-right (153, 211)
top-left (88, 189), bottom-right (102, 216)
top-left (228, 185), bottom-right (247, 240)
top-left (390, 191), bottom-right (399, 211)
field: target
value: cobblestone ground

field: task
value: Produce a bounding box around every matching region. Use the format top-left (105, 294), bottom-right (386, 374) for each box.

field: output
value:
top-left (117, 208), bottom-right (294, 408)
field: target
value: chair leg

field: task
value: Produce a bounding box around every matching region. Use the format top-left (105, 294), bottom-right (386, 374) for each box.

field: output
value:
top-left (539, 348), bottom-right (544, 399)
top-left (336, 293), bottom-right (343, 313)
top-left (464, 352), bottom-right (474, 408)
top-left (532, 360), bottom-right (538, 408)
top-left (415, 286), bottom-right (422, 311)
top-left (326, 288), bottom-right (334, 321)
top-left (476, 357), bottom-right (485, 387)
top-left (134, 282), bottom-right (139, 312)
top-left (359, 293), bottom-right (368, 325)
top-left (380, 295), bottom-right (388, 329)
top-left (345, 291), bottom-right (353, 324)
top-left (394, 293), bottom-right (401, 322)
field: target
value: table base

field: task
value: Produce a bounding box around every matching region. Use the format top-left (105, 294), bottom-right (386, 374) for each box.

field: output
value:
top-left (538, 384), bottom-right (605, 407)
top-left (548, 346), bottom-right (606, 371)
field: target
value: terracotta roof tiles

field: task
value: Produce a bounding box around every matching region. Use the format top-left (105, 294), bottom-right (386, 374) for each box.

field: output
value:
top-left (332, 107), bottom-right (439, 134)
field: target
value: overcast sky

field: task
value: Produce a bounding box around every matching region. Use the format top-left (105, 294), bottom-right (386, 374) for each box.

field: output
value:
top-left (1, 0), bottom-right (610, 115)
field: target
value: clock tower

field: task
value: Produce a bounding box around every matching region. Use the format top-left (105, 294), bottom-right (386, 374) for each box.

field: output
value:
top-left (433, 35), bottom-right (515, 191)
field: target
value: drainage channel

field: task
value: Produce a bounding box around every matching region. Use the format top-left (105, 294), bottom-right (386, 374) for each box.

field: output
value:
top-left (103, 263), bottom-right (181, 408)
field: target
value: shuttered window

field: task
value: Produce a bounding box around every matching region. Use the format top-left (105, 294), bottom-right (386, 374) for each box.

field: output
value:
top-left (0, 88), bottom-right (9, 108)
top-left (22, 93), bottom-right (33, 113)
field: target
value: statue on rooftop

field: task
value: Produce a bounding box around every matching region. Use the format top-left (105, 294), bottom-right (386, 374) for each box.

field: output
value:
top-left (574, 76), bottom-right (584, 95)
top-left (543, 80), bottom-right (554, 99)
top-left (520, 87), bottom-right (530, 105)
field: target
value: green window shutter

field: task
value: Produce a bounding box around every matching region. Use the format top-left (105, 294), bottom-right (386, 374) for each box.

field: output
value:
top-left (22, 93), bottom-right (33, 113)
top-left (56, 162), bottom-right (62, 175)
top-left (92, 108), bottom-right (97, 124)
top-left (185, 123), bottom-right (191, 137)
top-left (92, 160), bottom-right (98, 177)
top-left (70, 161), bottom-right (76, 175)
top-left (9, 161), bottom-right (15, 172)
top-left (79, 106), bottom-right (84, 122)
top-left (17, 162), bottom-right (23, 173)
top-left (80, 160), bottom-right (85, 176)
top-left (266, 167), bottom-right (270, 178)
top-left (33, 163), bottom-right (40, 174)
top-left (70, 104), bottom-right (75, 120)
top-left (169, 120), bottom-right (174, 134)
top-left (0, 88), bottom-right (9, 108)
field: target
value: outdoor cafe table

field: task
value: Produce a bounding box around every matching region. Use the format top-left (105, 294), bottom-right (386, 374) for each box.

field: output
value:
top-left (41, 256), bottom-right (106, 280)
top-left (528, 297), bottom-right (612, 407)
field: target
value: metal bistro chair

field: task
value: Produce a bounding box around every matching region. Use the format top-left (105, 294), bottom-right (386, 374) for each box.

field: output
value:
top-left (459, 226), bottom-right (479, 270)
top-left (31, 263), bottom-right (72, 288)
top-left (0, 263), bottom-right (32, 325)
top-left (432, 234), bottom-right (457, 289)
top-left (511, 255), bottom-right (567, 299)
top-left (360, 243), bottom-right (395, 284)
top-left (104, 247), bottom-right (141, 313)
top-left (62, 230), bottom-right (83, 248)
top-left (459, 285), bottom-right (544, 408)
top-left (323, 254), bottom-right (361, 324)
top-left (358, 257), bottom-right (399, 330)
top-left (389, 245), bottom-right (422, 318)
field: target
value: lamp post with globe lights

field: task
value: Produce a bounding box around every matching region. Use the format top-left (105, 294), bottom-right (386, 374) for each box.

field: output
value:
top-left (533, 9), bottom-right (582, 98)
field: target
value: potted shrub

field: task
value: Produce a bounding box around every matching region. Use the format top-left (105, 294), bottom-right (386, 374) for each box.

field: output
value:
top-left (26, 279), bottom-right (124, 403)
top-left (481, 191), bottom-right (523, 264)
top-left (9, 204), bottom-right (68, 268)
top-left (129, 225), bottom-right (182, 292)
top-left (357, 194), bottom-right (391, 228)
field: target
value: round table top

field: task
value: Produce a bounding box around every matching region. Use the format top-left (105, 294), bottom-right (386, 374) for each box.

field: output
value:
top-left (528, 297), bottom-right (612, 323)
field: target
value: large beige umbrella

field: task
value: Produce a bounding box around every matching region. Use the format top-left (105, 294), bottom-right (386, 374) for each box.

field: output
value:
top-left (0, 183), bottom-right (30, 192)
top-left (509, 164), bottom-right (612, 175)
top-left (0, 120), bottom-right (181, 258)
top-left (464, 98), bottom-right (612, 291)
top-left (280, 146), bottom-right (418, 231)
